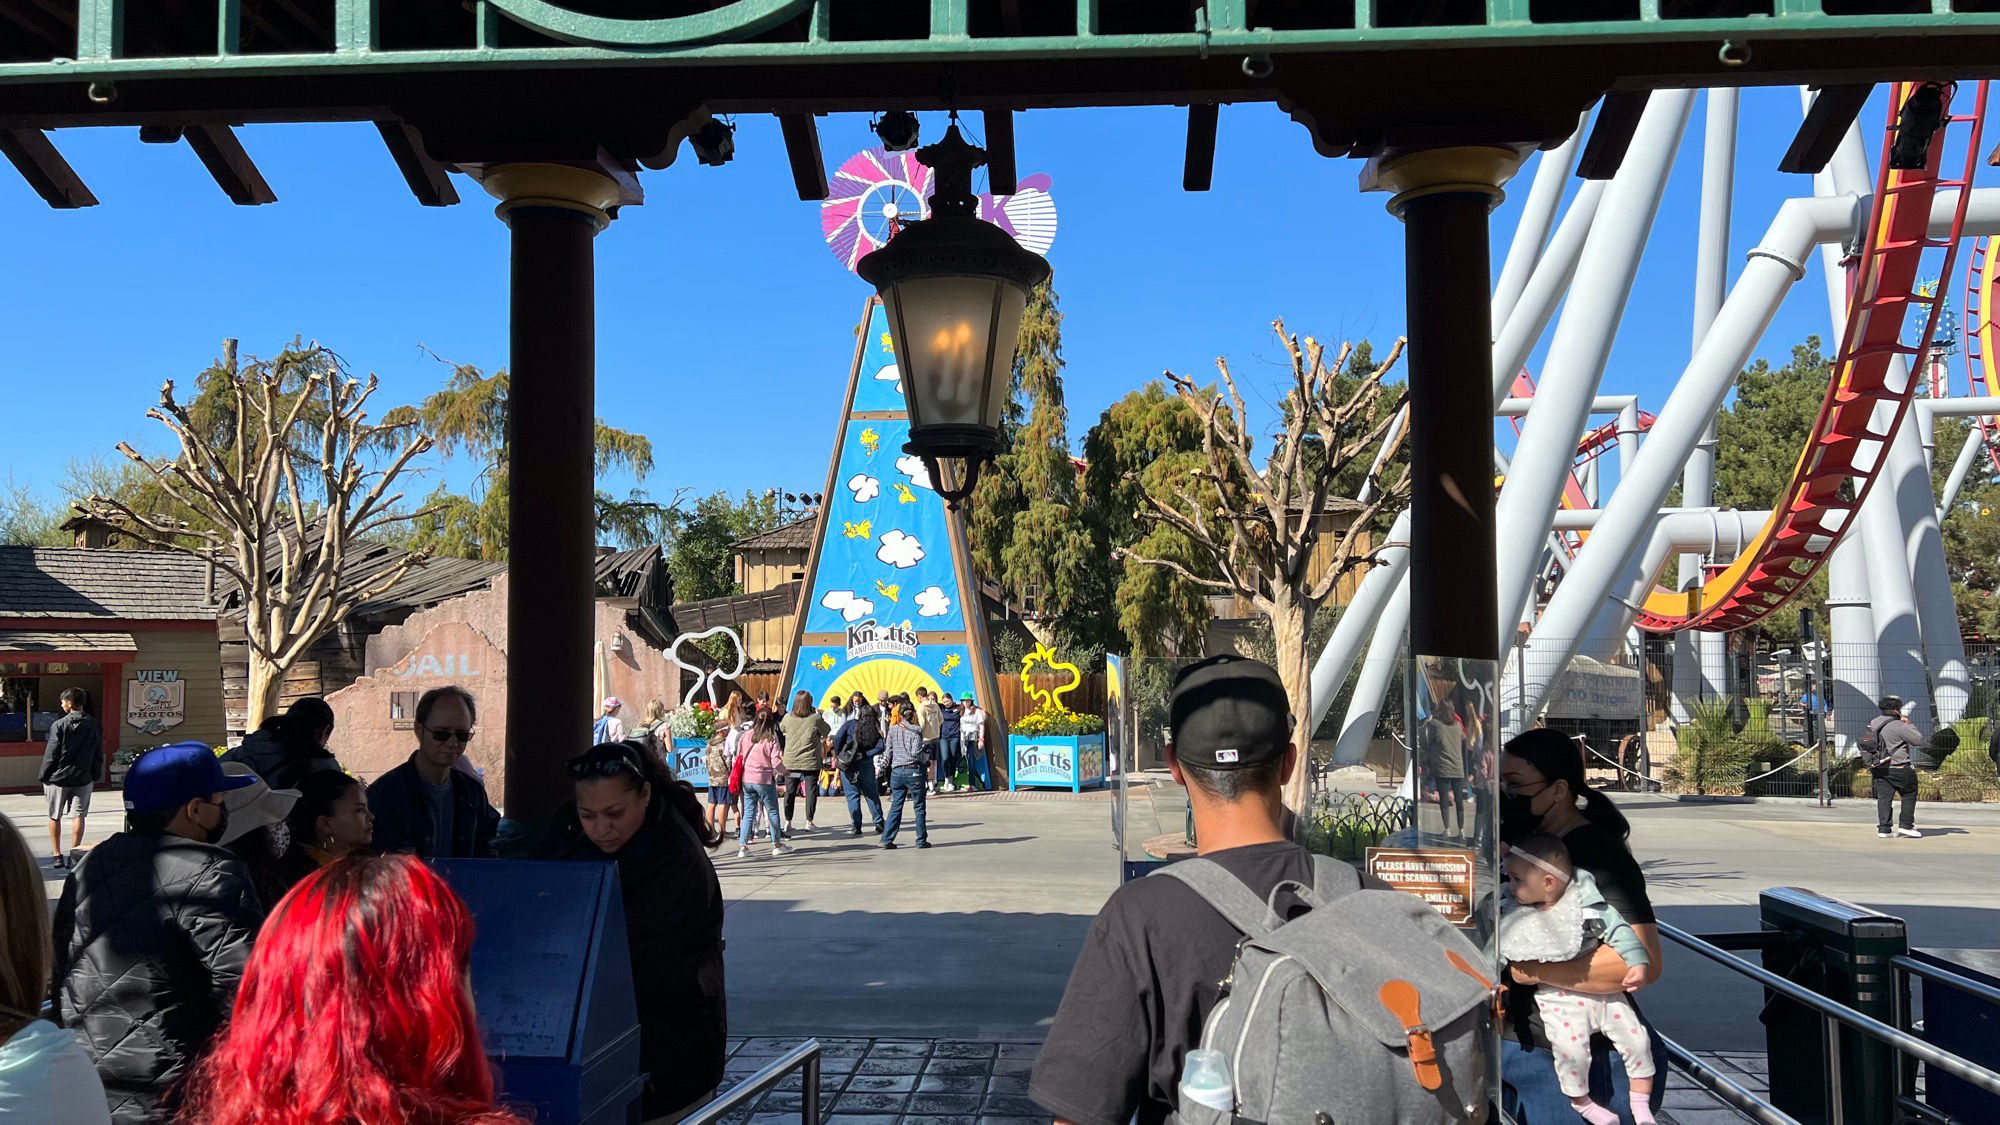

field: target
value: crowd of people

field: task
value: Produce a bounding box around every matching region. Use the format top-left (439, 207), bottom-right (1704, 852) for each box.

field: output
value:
top-left (9, 684), bottom-right (727, 1125)
top-left (677, 685), bottom-right (994, 857)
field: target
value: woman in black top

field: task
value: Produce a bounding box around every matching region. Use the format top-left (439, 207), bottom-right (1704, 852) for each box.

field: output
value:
top-left (1498, 728), bottom-right (1665, 1124)
top-left (546, 741), bottom-right (727, 1122)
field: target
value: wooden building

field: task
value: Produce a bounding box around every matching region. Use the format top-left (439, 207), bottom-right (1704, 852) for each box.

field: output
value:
top-left (0, 547), bottom-right (226, 790)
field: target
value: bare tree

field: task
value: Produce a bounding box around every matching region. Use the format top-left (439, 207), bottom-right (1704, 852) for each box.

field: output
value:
top-left (1119, 320), bottom-right (1410, 812)
top-left (88, 340), bottom-right (435, 726)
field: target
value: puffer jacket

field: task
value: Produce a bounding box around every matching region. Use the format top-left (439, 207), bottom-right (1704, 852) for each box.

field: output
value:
top-left (51, 831), bottom-right (262, 1124)
top-left (543, 801), bottom-right (726, 1117)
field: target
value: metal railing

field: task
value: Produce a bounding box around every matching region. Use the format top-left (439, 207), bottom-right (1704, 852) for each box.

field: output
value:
top-left (1657, 922), bottom-right (2000, 1125)
top-left (1889, 955), bottom-right (2000, 1124)
top-left (681, 1038), bottom-right (822, 1125)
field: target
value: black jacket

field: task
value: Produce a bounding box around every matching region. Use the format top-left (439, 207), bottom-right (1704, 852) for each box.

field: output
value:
top-left (365, 754), bottom-right (500, 859)
top-left (40, 710), bottom-right (103, 788)
top-left (219, 725), bottom-right (341, 792)
top-left (545, 803), bottom-right (726, 1117)
top-left (51, 830), bottom-right (262, 1124)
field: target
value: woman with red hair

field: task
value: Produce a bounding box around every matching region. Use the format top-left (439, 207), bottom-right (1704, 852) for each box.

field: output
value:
top-left (177, 855), bottom-right (525, 1125)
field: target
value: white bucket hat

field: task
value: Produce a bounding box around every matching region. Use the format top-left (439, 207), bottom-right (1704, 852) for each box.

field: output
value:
top-left (218, 761), bottom-right (301, 847)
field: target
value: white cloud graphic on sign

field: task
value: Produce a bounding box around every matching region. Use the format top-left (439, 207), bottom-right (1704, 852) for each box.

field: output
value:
top-left (819, 590), bottom-right (877, 622)
top-left (896, 455), bottom-right (934, 491)
top-left (874, 362), bottom-right (904, 393)
top-left (877, 530), bottom-right (926, 569)
top-left (915, 586), bottom-right (952, 618)
top-left (847, 474), bottom-right (880, 503)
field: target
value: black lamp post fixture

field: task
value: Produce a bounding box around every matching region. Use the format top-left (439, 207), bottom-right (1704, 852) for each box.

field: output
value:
top-left (857, 121), bottom-right (1050, 509)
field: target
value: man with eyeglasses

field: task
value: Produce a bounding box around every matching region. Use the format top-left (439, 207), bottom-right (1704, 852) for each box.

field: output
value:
top-left (366, 684), bottom-right (500, 859)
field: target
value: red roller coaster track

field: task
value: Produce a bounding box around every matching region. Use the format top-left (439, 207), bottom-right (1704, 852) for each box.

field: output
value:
top-left (1633, 80), bottom-right (1986, 633)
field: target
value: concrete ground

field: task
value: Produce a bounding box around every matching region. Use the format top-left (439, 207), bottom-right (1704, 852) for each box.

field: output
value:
top-left (15, 779), bottom-right (1995, 1122)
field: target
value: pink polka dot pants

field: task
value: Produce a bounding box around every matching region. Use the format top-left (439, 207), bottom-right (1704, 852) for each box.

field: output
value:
top-left (1532, 987), bottom-right (1657, 1098)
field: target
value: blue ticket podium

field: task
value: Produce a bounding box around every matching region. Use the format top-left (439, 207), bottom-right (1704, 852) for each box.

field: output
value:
top-left (435, 860), bottom-right (645, 1125)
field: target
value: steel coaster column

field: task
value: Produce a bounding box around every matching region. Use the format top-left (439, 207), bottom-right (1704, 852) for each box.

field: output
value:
top-left (1492, 115), bottom-right (1586, 331)
top-left (1677, 89), bottom-right (1738, 722)
top-left (1825, 538), bottom-right (1879, 750)
top-left (1494, 90), bottom-right (1695, 656)
top-left (473, 161), bottom-right (637, 827)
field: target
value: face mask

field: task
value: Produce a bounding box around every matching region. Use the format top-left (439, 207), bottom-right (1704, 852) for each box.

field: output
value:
top-left (205, 802), bottom-right (231, 845)
top-left (1499, 791), bottom-right (1542, 844)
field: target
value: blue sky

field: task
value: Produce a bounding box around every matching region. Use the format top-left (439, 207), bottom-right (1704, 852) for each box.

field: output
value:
top-left (0, 86), bottom-right (1901, 511)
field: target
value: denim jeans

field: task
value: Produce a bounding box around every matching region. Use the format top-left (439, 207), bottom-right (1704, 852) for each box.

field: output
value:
top-left (934, 735), bottom-right (962, 790)
top-left (738, 783), bottom-right (782, 849)
top-left (1501, 1011), bottom-right (1665, 1124)
top-left (843, 763), bottom-right (884, 830)
top-left (966, 740), bottom-right (991, 790)
top-left (884, 767), bottom-right (928, 846)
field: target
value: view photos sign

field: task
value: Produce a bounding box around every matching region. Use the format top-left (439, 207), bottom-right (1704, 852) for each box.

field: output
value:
top-left (126, 669), bottom-right (187, 736)
top-left (845, 618), bottom-right (918, 661)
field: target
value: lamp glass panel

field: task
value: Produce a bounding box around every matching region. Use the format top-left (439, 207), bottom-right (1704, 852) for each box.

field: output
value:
top-left (982, 283), bottom-right (1031, 431)
top-left (882, 276), bottom-right (1003, 428)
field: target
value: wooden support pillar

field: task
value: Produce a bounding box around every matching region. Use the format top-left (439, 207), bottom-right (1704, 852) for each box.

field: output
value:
top-left (470, 160), bottom-right (638, 828)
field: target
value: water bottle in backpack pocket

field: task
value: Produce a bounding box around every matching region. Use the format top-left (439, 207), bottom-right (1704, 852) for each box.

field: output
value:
top-left (1158, 855), bottom-right (1498, 1125)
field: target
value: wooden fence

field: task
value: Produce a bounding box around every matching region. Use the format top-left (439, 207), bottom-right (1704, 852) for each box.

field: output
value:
top-left (995, 672), bottom-right (1107, 727)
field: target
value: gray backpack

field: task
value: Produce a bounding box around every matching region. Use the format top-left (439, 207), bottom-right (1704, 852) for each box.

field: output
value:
top-left (1157, 855), bottom-right (1497, 1125)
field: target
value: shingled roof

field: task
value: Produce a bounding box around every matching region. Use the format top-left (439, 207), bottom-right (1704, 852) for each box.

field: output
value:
top-left (0, 547), bottom-right (218, 621)
top-left (732, 518), bottom-right (816, 552)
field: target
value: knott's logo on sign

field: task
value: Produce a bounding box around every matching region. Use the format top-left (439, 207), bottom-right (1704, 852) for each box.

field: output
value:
top-left (845, 619), bottom-right (918, 660)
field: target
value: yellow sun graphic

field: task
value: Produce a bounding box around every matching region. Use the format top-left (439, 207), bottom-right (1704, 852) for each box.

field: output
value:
top-left (822, 658), bottom-right (943, 708)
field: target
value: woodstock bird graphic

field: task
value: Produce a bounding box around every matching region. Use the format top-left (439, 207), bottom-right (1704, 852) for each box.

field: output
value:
top-left (875, 579), bottom-right (901, 603)
top-left (812, 654), bottom-right (836, 672)
top-left (843, 519), bottom-right (872, 540)
top-left (893, 482), bottom-right (917, 504)
top-left (938, 653), bottom-right (961, 678)
top-left (859, 428), bottom-right (881, 457)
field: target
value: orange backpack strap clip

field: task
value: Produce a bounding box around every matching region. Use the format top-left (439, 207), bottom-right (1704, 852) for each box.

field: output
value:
top-left (1377, 980), bottom-right (1443, 1091)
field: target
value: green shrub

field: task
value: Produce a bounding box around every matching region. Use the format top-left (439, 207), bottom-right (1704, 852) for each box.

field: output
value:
top-left (1933, 745), bottom-right (2000, 802)
top-left (1671, 699), bottom-right (1755, 795)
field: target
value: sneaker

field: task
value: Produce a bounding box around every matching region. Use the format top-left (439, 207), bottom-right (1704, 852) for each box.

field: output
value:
top-left (805, 821), bottom-right (818, 831)
top-left (1898, 828), bottom-right (1922, 839)
top-left (881, 841), bottom-right (899, 850)
top-left (873, 823), bottom-right (885, 835)
top-left (1878, 831), bottom-right (1894, 839)
top-left (850, 825), bottom-right (862, 836)
top-left (916, 841), bottom-right (933, 849)
top-left (49, 853), bottom-right (66, 870)
top-left (736, 847), bottom-right (752, 859)
top-left (772, 844), bottom-right (796, 856)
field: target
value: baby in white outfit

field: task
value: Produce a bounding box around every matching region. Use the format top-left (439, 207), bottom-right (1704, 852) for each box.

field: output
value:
top-left (1499, 833), bottom-right (1656, 1125)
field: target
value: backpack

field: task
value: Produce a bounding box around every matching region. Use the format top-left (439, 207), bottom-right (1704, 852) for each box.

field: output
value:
top-left (1156, 855), bottom-right (1497, 1125)
top-left (1857, 715), bottom-right (1892, 768)
top-left (855, 709), bottom-right (883, 752)
top-left (834, 721), bottom-right (868, 772)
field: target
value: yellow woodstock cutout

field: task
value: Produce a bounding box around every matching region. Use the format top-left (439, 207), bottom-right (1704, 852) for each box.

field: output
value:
top-left (875, 579), bottom-right (901, 603)
top-left (812, 654), bottom-right (836, 672)
top-left (893, 482), bottom-right (917, 504)
top-left (859, 428), bottom-right (881, 457)
top-left (938, 653), bottom-right (961, 678)
top-left (1019, 642), bottom-right (1083, 712)
top-left (843, 519), bottom-right (872, 540)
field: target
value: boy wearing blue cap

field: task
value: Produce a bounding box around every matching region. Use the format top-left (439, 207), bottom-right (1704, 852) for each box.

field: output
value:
top-left (51, 742), bottom-right (263, 1124)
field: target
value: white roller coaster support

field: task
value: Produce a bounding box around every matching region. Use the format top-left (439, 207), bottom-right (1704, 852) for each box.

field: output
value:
top-left (1493, 116), bottom-right (1588, 333)
top-left (1307, 509), bottom-right (1409, 756)
top-left (1494, 90), bottom-right (1696, 657)
top-left (1821, 122), bottom-right (1968, 728)
top-left (1578, 510), bottom-right (1769, 663)
top-left (1679, 88), bottom-right (1739, 722)
top-left (1511, 181), bottom-right (2000, 731)
top-left (1826, 537), bottom-right (1879, 751)
top-left (1937, 425), bottom-right (1985, 523)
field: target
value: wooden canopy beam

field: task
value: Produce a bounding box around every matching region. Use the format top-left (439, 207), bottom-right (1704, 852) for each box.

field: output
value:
top-left (776, 112), bottom-right (827, 201)
top-left (1184, 103), bottom-right (1219, 191)
top-left (1780, 85), bottom-right (1872, 175)
top-left (373, 119), bottom-right (459, 206)
top-left (983, 109), bottom-right (1016, 195)
top-left (1576, 91), bottom-right (1649, 180)
top-left (0, 128), bottom-right (97, 207)
top-left (183, 124), bottom-right (275, 205)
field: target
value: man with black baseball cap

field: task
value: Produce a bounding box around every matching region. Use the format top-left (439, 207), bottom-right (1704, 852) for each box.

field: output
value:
top-left (52, 742), bottom-right (263, 1123)
top-left (1861, 695), bottom-right (1930, 839)
top-left (1032, 655), bottom-right (1311, 1125)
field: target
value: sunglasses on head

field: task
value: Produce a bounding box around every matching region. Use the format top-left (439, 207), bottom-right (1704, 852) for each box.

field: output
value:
top-left (568, 744), bottom-right (645, 781)
top-left (424, 725), bottom-right (474, 743)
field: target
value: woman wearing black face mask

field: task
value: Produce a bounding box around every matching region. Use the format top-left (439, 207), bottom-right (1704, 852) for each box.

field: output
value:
top-left (1498, 728), bottom-right (1663, 1125)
